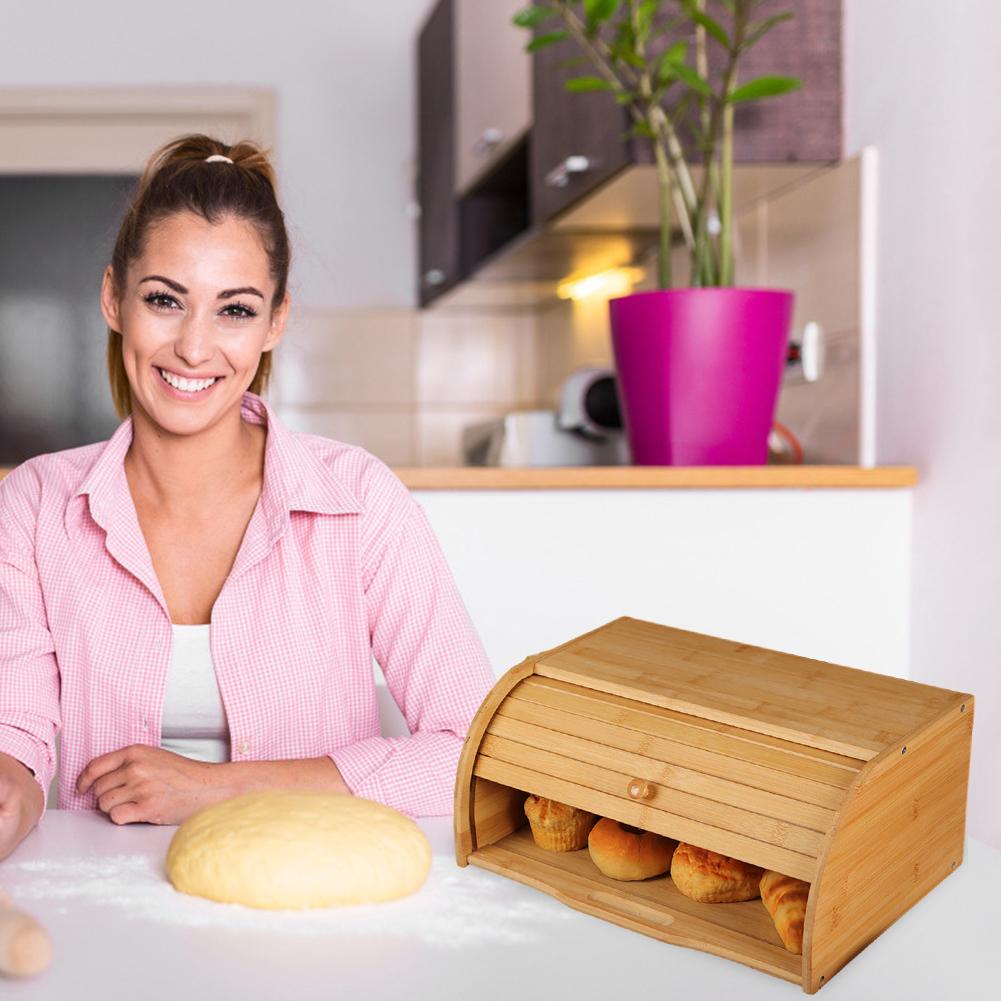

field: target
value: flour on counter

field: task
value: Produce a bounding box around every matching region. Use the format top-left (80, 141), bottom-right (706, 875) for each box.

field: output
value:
top-left (2, 853), bottom-right (576, 946)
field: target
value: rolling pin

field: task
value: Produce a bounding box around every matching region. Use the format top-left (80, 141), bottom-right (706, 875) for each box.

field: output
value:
top-left (0, 889), bottom-right (52, 977)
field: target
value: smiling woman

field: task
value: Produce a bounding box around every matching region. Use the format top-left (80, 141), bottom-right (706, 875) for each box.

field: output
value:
top-left (0, 134), bottom-right (496, 862)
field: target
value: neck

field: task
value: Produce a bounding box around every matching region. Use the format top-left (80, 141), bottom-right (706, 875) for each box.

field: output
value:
top-left (124, 402), bottom-right (266, 516)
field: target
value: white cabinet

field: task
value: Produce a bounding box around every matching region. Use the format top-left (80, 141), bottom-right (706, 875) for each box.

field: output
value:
top-left (454, 0), bottom-right (530, 195)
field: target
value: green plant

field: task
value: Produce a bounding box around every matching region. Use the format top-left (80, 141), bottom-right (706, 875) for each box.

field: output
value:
top-left (514, 0), bottom-right (801, 289)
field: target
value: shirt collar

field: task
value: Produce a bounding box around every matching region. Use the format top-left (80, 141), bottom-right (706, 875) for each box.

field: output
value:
top-left (65, 390), bottom-right (361, 540)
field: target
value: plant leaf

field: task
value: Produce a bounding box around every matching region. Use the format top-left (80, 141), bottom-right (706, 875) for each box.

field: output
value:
top-left (742, 12), bottom-right (794, 51)
top-left (583, 0), bottom-right (620, 23)
top-left (565, 75), bottom-right (615, 92)
top-left (629, 120), bottom-right (657, 140)
top-left (690, 10), bottom-right (731, 50)
top-left (526, 30), bottom-right (570, 52)
top-left (728, 74), bottom-right (801, 103)
top-left (672, 61), bottom-right (714, 97)
top-left (512, 5), bottom-right (555, 29)
top-left (609, 39), bottom-right (646, 69)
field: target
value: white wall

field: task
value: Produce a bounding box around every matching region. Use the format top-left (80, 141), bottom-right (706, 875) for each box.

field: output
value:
top-left (844, 0), bottom-right (1001, 848)
top-left (418, 489), bottom-right (912, 680)
top-left (0, 0), bottom-right (434, 311)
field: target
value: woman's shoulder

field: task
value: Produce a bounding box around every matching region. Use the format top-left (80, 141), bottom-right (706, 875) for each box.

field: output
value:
top-left (291, 431), bottom-right (414, 523)
top-left (1, 441), bottom-right (108, 505)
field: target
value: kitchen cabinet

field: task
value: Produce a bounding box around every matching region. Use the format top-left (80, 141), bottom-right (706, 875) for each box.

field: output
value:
top-left (418, 0), bottom-right (530, 307)
top-left (417, 0), bottom-right (460, 306)
top-left (454, 0), bottom-right (531, 196)
top-left (531, 0), bottom-right (842, 224)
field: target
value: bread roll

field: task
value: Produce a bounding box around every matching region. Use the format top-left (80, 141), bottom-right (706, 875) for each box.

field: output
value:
top-left (587, 818), bottom-right (676, 880)
top-left (670, 842), bottom-right (764, 903)
top-left (523, 795), bottom-right (596, 851)
top-left (760, 870), bottom-right (810, 954)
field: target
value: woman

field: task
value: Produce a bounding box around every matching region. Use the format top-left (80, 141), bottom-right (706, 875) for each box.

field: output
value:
top-left (0, 135), bottom-right (496, 863)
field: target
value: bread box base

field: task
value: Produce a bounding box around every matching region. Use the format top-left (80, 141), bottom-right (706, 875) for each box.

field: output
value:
top-left (453, 618), bottom-right (974, 993)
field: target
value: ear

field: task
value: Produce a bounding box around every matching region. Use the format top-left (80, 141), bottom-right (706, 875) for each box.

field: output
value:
top-left (100, 266), bottom-right (122, 331)
top-left (262, 291), bottom-right (290, 353)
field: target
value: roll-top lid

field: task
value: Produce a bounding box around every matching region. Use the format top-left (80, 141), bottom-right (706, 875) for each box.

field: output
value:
top-left (531, 617), bottom-right (968, 760)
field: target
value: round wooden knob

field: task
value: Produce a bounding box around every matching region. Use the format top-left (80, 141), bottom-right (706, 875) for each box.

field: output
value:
top-left (627, 778), bottom-right (654, 801)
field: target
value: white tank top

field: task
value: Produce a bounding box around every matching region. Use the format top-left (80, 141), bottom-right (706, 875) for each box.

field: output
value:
top-left (160, 624), bottom-right (231, 763)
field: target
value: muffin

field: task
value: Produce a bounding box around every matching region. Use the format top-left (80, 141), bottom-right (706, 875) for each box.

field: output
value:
top-left (523, 795), bottom-right (597, 851)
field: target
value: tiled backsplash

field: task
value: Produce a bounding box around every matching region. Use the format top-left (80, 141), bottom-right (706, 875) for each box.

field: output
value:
top-left (271, 308), bottom-right (542, 466)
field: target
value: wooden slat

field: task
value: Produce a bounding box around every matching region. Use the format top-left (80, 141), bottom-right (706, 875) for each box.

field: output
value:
top-left (611, 618), bottom-right (953, 714)
top-left (481, 733), bottom-right (825, 856)
top-left (487, 715), bottom-right (837, 833)
top-left (532, 617), bottom-right (965, 759)
top-left (509, 676), bottom-right (864, 782)
top-left (536, 653), bottom-right (883, 759)
top-left (474, 754), bottom-right (818, 882)
top-left (472, 828), bottom-right (802, 985)
top-left (495, 697), bottom-right (850, 809)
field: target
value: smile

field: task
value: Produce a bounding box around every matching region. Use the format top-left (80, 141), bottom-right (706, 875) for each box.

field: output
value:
top-left (157, 367), bottom-right (224, 396)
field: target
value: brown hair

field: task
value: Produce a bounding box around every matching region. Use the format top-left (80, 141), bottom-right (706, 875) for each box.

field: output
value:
top-left (105, 134), bottom-right (291, 418)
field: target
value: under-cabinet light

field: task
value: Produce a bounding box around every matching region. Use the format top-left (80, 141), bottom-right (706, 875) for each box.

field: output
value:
top-left (557, 267), bottom-right (645, 302)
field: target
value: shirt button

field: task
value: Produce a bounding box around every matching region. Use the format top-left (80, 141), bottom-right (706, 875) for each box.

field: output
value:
top-left (239, 741), bottom-right (250, 756)
top-left (142, 719), bottom-right (148, 731)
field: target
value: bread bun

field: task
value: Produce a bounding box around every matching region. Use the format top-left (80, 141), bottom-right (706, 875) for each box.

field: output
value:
top-left (523, 795), bottom-right (596, 851)
top-left (670, 842), bottom-right (764, 903)
top-left (587, 818), bottom-right (676, 880)
top-left (760, 870), bottom-right (810, 954)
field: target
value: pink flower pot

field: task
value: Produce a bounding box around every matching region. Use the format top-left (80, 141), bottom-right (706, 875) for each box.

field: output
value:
top-left (609, 288), bottom-right (794, 465)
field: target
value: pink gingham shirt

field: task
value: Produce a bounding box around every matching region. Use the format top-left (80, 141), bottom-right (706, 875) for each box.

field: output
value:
top-left (0, 392), bottom-right (495, 818)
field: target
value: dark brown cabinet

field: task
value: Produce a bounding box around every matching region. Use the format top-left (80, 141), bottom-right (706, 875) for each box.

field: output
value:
top-left (417, 0), bottom-right (460, 306)
top-left (531, 0), bottom-right (841, 225)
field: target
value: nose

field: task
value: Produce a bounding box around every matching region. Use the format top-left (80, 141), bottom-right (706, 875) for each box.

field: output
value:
top-left (173, 311), bottom-right (217, 368)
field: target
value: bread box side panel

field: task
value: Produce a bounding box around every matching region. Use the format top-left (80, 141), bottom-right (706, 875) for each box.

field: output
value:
top-left (804, 699), bottom-right (973, 993)
top-left (454, 657), bottom-right (535, 864)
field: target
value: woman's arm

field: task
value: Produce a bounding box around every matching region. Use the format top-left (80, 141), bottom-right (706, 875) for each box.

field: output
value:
top-left (76, 745), bottom-right (351, 826)
top-left (0, 465), bottom-right (61, 822)
top-left (325, 495), bottom-right (496, 817)
top-left (0, 752), bottom-right (44, 861)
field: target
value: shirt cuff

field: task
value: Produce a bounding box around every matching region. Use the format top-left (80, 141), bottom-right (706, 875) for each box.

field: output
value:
top-left (327, 737), bottom-right (393, 807)
top-left (0, 726), bottom-right (52, 813)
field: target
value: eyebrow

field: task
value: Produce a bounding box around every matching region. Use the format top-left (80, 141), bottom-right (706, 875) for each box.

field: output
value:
top-left (139, 275), bottom-right (265, 300)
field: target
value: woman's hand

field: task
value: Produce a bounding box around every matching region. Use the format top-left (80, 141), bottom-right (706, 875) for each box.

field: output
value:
top-left (76, 745), bottom-right (223, 826)
top-left (0, 754), bottom-right (44, 862)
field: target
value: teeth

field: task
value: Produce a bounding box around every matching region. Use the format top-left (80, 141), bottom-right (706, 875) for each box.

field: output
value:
top-left (159, 368), bottom-right (218, 393)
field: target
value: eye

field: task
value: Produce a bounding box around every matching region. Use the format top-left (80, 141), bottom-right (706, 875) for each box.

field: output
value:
top-left (222, 302), bottom-right (258, 319)
top-left (143, 291), bottom-right (179, 311)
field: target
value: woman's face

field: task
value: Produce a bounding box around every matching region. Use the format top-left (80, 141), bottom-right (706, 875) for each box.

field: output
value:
top-left (101, 210), bottom-right (288, 436)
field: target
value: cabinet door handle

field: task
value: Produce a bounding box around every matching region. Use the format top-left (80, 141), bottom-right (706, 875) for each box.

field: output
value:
top-left (423, 268), bottom-right (446, 287)
top-left (473, 127), bottom-right (504, 156)
top-left (544, 155), bottom-right (592, 188)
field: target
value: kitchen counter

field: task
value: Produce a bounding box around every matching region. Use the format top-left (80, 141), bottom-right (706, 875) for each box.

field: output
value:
top-left (0, 466), bottom-right (918, 490)
top-left (1, 810), bottom-right (996, 1000)
top-left (396, 466), bottom-right (917, 489)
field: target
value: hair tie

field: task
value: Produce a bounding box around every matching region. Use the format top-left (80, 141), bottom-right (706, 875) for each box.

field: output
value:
top-left (205, 154), bottom-right (234, 164)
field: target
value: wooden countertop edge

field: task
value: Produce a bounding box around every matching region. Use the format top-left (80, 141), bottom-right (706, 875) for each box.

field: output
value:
top-left (395, 466), bottom-right (919, 489)
top-left (0, 465), bottom-right (918, 490)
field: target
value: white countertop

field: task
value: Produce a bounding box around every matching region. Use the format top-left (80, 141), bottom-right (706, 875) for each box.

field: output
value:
top-left (1, 810), bottom-right (997, 1000)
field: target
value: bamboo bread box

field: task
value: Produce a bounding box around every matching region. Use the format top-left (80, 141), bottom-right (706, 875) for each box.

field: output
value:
top-left (453, 617), bottom-right (974, 993)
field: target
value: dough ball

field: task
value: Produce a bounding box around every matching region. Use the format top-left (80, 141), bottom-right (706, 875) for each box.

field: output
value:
top-left (166, 790), bottom-right (432, 910)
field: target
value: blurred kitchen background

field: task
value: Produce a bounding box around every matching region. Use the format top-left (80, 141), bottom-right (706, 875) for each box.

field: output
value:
top-left (0, 2), bottom-right (998, 847)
